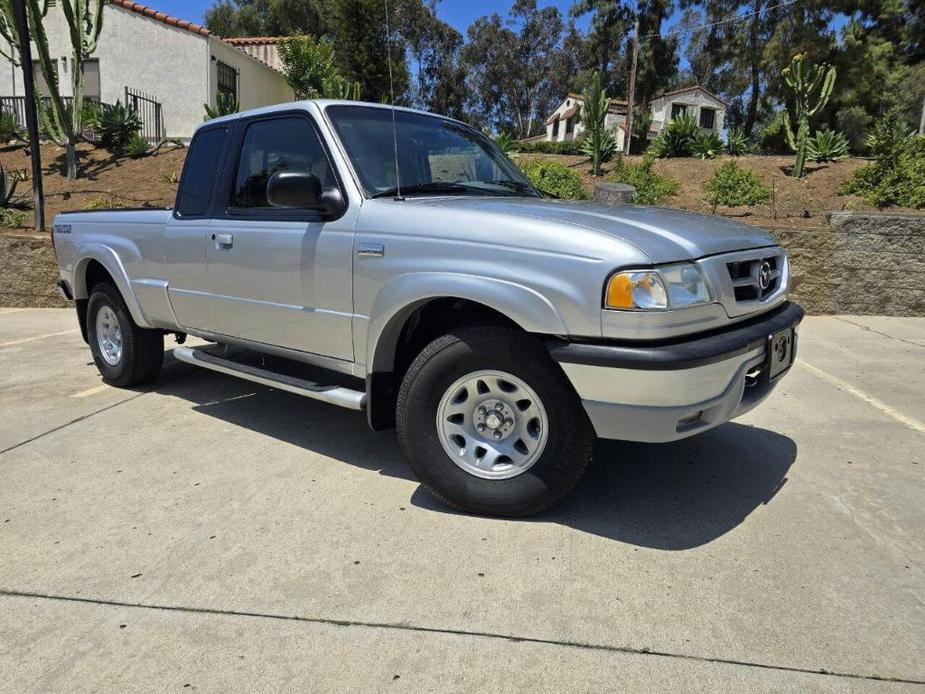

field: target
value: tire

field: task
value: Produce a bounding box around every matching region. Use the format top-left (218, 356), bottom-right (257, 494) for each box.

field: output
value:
top-left (86, 283), bottom-right (163, 388)
top-left (396, 326), bottom-right (595, 517)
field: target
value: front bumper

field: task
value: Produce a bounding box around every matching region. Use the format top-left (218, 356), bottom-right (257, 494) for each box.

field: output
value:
top-left (549, 302), bottom-right (804, 442)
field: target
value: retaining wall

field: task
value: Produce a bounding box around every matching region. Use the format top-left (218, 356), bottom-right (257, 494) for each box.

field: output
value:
top-left (0, 233), bottom-right (67, 308)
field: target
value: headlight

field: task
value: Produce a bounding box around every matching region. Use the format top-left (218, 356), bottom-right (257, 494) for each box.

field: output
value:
top-left (605, 263), bottom-right (711, 310)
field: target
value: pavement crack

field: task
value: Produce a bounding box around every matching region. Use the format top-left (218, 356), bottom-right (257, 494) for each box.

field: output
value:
top-left (832, 316), bottom-right (925, 350)
top-left (1, 588), bottom-right (922, 686)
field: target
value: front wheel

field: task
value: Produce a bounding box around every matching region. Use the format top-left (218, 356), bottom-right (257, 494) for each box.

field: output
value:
top-left (87, 283), bottom-right (164, 387)
top-left (396, 327), bottom-right (595, 517)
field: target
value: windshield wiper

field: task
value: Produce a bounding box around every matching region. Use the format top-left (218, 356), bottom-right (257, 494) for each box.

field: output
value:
top-left (370, 182), bottom-right (476, 199)
top-left (485, 179), bottom-right (540, 196)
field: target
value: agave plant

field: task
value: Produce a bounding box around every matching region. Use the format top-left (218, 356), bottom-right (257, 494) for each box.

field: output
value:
top-left (806, 129), bottom-right (850, 162)
top-left (691, 132), bottom-right (724, 159)
top-left (579, 128), bottom-right (617, 163)
top-left (648, 112), bottom-right (699, 158)
top-left (97, 100), bottom-right (142, 151)
top-left (492, 132), bottom-right (519, 157)
top-left (204, 92), bottom-right (240, 121)
top-left (725, 127), bottom-right (750, 156)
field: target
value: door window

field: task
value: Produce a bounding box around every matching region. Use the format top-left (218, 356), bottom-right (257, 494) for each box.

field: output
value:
top-left (230, 116), bottom-right (336, 209)
top-left (175, 127), bottom-right (229, 217)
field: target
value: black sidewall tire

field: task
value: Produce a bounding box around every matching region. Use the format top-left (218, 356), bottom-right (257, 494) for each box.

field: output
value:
top-left (397, 327), bottom-right (593, 517)
top-left (87, 283), bottom-right (163, 387)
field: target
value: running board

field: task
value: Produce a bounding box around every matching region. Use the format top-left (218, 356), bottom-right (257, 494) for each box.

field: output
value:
top-left (173, 346), bottom-right (366, 411)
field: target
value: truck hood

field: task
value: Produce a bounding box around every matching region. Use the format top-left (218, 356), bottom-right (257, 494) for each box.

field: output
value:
top-left (414, 197), bottom-right (779, 263)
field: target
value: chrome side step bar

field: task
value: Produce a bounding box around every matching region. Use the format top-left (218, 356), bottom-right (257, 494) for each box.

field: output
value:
top-left (173, 346), bottom-right (366, 411)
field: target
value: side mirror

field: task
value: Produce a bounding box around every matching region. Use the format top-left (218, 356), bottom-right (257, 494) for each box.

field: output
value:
top-left (267, 171), bottom-right (345, 217)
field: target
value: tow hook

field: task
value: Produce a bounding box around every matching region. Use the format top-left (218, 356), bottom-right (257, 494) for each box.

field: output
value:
top-left (174, 332), bottom-right (187, 344)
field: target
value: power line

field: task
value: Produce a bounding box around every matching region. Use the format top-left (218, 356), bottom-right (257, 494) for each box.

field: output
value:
top-left (641, 0), bottom-right (801, 39)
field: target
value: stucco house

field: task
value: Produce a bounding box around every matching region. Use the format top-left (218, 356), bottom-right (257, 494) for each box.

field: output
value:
top-left (544, 86), bottom-right (727, 151)
top-left (0, 0), bottom-right (293, 140)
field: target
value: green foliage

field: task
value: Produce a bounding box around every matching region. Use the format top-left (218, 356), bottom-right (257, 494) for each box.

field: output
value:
top-left (204, 92), bottom-right (240, 121)
top-left (519, 159), bottom-right (590, 200)
top-left (279, 35), bottom-right (338, 99)
top-left (321, 75), bottom-right (361, 100)
top-left (517, 140), bottom-right (585, 155)
top-left (781, 53), bottom-right (836, 178)
top-left (491, 133), bottom-right (518, 157)
top-left (756, 112), bottom-right (790, 155)
top-left (703, 161), bottom-right (771, 213)
top-left (96, 100), bottom-right (141, 152)
top-left (579, 128), bottom-right (617, 163)
top-left (724, 127), bottom-right (750, 156)
top-left (607, 157), bottom-right (679, 205)
top-left (648, 112), bottom-right (699, 158)
top-left (806, 129), bottom-right (849, 162)
top-left (835, 107), bottom-right (870, 154)
top-left (0, 208), bottom-right (29, 227)
top-left (864, 115), bottom-right (914, 160)
top-left (841, 135), bottom-right (925, 209)
top-left (0, 108), bottom-right (18, 142)
top-left (124, 134), bottom-right (150, 158)
top-left (580, 71), bottom-right (610, 176)
top-left (691, 132), bottom-right (724, 160)
top-left (161, 171), bottom-right (179, 184)
top-left (83, 194), bottom-right (127, 210)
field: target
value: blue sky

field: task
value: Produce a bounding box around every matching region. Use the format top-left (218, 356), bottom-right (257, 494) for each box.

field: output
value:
top-left (151, 1), bottom-right (591, 34)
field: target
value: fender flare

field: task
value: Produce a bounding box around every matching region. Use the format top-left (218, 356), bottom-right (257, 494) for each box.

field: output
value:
top-left (367, 272), bottom-right (569, 373)
top-left (73, 246), bottom-right (153, 329)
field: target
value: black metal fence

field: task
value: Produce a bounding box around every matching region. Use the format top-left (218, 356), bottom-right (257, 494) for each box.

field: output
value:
top-left (124, 87), bottom-right (163, 143)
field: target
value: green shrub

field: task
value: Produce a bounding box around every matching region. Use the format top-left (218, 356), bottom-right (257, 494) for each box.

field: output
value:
top-left (806, 129), bottom-right (849, 162)
top-left (96, 100), bottom-right (142, 151)
top-left (519, 159), bottom-right (590, 199)
top-left (725, 127), bottom-right (750, 156)
top-left (204, 92), bottom-right (240, 121)
top-left (648, 112), bottom-right (699, 158)
top-left (124, 133), bottom-right (150, 158)
top-left (864, 115), bottom-right (914, 160)
top-left (579, 128), bottom-right (617, 164)
top-left (0, 109), bottom-right (18, 142)
top-left (835, 106), bottom-right (870, 154)
top-left (84, 194), bottom-right (128, 210)
top-left (607, 156), bottom-right (679, 205)
top-left (0, 208), bottom-right (28, 227)
top-left (841, 135), bottom-right (925, 208)
top-left (691, 132), bottom-right (724, 159)
top-left (756, 111), bottom-right (790, 154)
top-left (517, 139), bottom-right (585, 155)
top-left (703, 161), bottom-right (771, 213)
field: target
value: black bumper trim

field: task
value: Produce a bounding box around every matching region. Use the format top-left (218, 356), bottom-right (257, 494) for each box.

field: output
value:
top-left (548, 301), bottom-right (805, 371)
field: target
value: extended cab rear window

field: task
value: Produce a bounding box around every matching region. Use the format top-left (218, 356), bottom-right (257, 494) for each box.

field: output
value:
top-left (176, 128), bottom-right (229, 217)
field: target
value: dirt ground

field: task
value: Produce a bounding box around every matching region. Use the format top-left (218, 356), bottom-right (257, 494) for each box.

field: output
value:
top-left (0, 142), bottom-right (920, 234)
top-left (517, 153), bottom-right (921, 228)
top-left (0, 141), bottom-right (185, 233)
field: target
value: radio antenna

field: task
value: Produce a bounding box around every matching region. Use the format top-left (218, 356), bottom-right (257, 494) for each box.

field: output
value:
top-left (383, 0), bottom-right (402, 200)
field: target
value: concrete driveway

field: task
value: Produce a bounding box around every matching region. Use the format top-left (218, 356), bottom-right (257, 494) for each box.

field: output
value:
top-left (0, 308), bottom-right (922, 692)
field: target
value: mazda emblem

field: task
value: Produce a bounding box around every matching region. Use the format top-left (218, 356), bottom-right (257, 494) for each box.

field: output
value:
top-left (758, 261), bottom-right (772, 291)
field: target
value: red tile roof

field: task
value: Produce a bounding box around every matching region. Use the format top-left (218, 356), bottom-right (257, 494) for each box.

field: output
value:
top-left (109, 0), bottom-right (211, 36)
top-left (225, 37), bottom-right (285, 45)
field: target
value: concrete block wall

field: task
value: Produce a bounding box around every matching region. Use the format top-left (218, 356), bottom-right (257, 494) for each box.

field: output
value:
top-left (769, 212), bottom-right (925, 317)
top-left (0, 234), bottom-right (67, 308)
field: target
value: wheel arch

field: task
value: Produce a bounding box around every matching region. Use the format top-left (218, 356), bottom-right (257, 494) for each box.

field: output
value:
top-left (73, 248), bottom-right (151, 330)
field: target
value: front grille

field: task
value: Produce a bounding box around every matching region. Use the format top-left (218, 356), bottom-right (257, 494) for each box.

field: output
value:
top-left (726, 255), bottom-right (781, 302)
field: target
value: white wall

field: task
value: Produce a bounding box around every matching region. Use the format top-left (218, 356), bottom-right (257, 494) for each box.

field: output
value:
top-left (650, 89), bottom-right (726, 135)
top-left (0, 4), bottom-right (293, 140)
top-left (545, 96), bottom-right (626, 143)
top-left (208, 38), bottom-right (293, 114)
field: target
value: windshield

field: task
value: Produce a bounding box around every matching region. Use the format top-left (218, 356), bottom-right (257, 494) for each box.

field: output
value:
top-left (325, 105), bottom-right (540, 199)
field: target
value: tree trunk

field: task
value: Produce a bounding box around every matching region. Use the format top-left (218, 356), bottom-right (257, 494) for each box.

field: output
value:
top-left (65, 140), bottom-right (77, 181)
top-left (743, 0), bottom-right (763, 136)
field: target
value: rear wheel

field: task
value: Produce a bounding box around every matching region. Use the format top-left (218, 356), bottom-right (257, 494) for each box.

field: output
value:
top-left (396, 326), bottom-right (594, 517)
top-left (87, 283), bottom-right (163, 387)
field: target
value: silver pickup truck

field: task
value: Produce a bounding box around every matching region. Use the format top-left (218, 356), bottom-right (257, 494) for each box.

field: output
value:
top-left (52, 100), bottom-right (802, 516)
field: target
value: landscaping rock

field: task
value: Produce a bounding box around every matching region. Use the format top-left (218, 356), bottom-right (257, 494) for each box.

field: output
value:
top-left (593, 182), bottom-right (635, 204)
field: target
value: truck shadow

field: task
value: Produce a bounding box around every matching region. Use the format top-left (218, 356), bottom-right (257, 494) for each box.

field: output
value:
top-left (154, 357), bottom-right (796, 551)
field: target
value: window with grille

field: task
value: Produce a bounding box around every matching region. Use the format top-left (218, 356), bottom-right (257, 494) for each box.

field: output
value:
top-left (217, 61), bottom-right (237, 101)
top-left (699, 107), bottom-right (716, 129)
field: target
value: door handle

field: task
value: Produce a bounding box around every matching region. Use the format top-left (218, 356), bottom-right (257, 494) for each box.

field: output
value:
top-left (212, 232), bottom-right (234, 249)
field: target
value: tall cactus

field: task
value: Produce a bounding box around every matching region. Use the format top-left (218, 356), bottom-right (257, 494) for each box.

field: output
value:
top-left (781, 53), bottom-right (836, 178)
top-left (581, 71), bottom-right (610, 177)
top-left (28, 0), bottom-right (104, 180)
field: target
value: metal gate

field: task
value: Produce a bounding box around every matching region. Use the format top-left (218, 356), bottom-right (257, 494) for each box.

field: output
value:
top-left (124, 87), bottom-right (163, 143)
